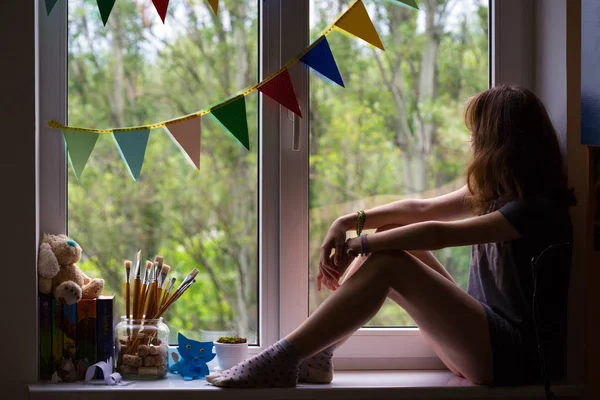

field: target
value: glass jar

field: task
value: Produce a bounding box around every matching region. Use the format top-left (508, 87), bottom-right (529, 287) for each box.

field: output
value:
top-left (114, 317), bottom-right (170, 380)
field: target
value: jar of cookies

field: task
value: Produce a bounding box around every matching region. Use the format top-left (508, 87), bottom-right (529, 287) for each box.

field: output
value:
top-left (115, 317), bottom-right (170, 379)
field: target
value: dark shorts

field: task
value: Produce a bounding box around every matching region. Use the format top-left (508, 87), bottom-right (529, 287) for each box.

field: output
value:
top-left (481, 303), bottom-right (541, 385)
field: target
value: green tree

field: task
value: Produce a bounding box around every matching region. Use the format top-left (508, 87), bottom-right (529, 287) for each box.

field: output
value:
top-left (66, 0), bottom-right (489, 338)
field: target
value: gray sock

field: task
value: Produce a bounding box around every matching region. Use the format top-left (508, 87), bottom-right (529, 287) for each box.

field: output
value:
top-left (298, 344), bottom-right (335, 384)
top-left (206, 338), bottom-right (300, 388)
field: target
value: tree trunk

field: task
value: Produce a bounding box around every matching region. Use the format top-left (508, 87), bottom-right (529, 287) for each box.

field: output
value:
top-left (109, 10), bottom-right (126, 127)
top-left (413, 0), bottom-right (442, 192)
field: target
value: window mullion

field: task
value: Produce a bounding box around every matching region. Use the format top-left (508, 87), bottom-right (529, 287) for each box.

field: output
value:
top-left (39, 0), bottom-right (67, 236)
top-left (260, 0), bottom-right (285, 349)
top-left (278, 0), bottom-right (311, 337)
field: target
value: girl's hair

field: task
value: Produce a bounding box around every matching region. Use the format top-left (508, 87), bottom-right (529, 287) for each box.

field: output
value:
top-left (464, 84), bottom-right (576, 214)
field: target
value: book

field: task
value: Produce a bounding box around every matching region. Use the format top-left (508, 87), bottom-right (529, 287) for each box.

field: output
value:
top-left (76, 299), bottom-right (97, 371)
top-left (96, 295), bottom-right (115, 363)
top-left (63, 303), bottom-right (77, 360)
top-left (39, 296), bottom-right (53, 380)
top-left (51, 298), bottom-right (64, 370)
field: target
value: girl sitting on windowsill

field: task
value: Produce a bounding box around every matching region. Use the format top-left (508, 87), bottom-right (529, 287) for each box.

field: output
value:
top-left (206, 84), bottom-right (576, 388)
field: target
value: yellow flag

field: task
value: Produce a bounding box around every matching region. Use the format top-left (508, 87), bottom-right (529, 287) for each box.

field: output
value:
top-left (335, 0), bottom-right (384, 50)
top-left (207, 0), bottom-right (218, 15)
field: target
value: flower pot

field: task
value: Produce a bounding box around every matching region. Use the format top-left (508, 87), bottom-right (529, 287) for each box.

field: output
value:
top-left (213, 341), bottom-right (248, 370)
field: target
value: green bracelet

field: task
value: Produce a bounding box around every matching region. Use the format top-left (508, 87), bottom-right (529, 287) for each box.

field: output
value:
top-left (356, 210), bottom-right (366, 236)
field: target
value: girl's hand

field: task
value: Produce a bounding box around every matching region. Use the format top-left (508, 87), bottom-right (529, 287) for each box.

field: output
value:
top-left (317, 260), bottom-right (340, 292)
top-left (317, 245), bottom-right (356, 292)
top-left (345, 236), bottom-right (362, 258)
top-left (318, 220), bottom-right (348, 283)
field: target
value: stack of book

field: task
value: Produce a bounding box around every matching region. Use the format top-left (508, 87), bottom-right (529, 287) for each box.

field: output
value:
top-left (39, 295), bottom-right (115, 380)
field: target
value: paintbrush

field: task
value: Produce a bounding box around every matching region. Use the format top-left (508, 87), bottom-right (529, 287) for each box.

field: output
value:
top-left (138, 260), bottom-right (153, 318)
top-left (157, 268), bottom-right (199, 316)
top-left (124, 260), bottom-right (132, 319)
top-left (131, 251), bottom-right (142, 319)
top-left (154, 278), bottom-right (197, 319)
top-left (160, 277), bottom-right (176, 308)
top-left (143, 256), bottom-right (163, 318)
top-left (156, 264), bottom-right (170, 310)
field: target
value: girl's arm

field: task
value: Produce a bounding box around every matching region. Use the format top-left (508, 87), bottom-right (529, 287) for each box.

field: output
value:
top-left (348, 210), bottom-right (520, 253)
top-left (335, 185), bottom-right (473, 232)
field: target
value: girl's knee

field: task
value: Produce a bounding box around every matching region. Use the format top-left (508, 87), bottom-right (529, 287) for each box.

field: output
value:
top-left (367, 250), bottom-right (414, 276)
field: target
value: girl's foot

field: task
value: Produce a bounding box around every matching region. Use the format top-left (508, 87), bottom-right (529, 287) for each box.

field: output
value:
top-left (206, 339), bottom-right (300, 388)
top-left (298, 347), bottom-right (334, 384)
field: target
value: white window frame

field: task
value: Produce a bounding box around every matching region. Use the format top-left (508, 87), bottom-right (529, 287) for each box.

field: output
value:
top-left (38, 0), bottom-right (280, 357)
top-left (37, 0), bottom-right (535, 372)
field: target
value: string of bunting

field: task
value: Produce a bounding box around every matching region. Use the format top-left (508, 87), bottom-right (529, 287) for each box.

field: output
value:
top-left (48, 0), bottom-right (419, 181)
top-left (45, 0), bottom-right (221, 25)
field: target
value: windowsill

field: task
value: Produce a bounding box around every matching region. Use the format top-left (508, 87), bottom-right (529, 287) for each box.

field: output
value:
top-left (29, 370), bottom-right (584, 400)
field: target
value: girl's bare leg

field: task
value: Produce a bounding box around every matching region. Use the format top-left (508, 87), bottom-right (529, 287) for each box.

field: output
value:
top-left (329, 225), bottom-right (463, 377)
top-left (288, 250), bottom-right (492, 384)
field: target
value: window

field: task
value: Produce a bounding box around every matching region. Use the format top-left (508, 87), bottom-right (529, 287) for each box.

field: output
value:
top-left (280, 0), bottom-right (492, 367)
top-left (63, 0), bottom-right (260, 345)
top-left (307, 0), bottom-right (489, 327)
top-left (38, 0), bottom-right (531, 369)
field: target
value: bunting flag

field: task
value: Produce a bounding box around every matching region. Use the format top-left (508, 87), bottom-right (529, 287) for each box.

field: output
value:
top-left (97, 0), bottom-right (117, 26)
top-left (207, 0), bottom-right (219, 15)
top-left (166, 117), bottom-right (202, 169)
top-left (152, 0), bottom-right (170, 23)
top-left (211, 96), bottom-right (249, 150)
top-left (63, 130), bottom-right (99, 180)
top-left (335, 0), bottom-right (384, 50)
top-left (48, 0), bottom-right (420, 179)
top-left (45, 0), bottom-right (59, 16)
top-left (300, 38), bottom-right (345, 88)
top-left (113, 130), bottom-right (151, 180)
top-left (258, 70), bottom-right (302, 117)
top-left (395, 0), bottom-right (419, 10)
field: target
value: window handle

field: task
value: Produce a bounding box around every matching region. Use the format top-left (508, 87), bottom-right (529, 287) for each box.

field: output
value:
top-left (289, 107), bottom-right (301, 152)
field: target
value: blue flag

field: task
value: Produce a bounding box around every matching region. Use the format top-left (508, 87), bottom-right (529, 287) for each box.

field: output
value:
top-left (300, 37), bottom-right (345, 88)
top-left (113, 130), bottom-right (151, 180)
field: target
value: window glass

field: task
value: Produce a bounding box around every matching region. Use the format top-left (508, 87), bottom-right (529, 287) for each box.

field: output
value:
top-left (308, 0), bottom-right (489, 326)
top-left (67, 0), bottom-right (259, 343)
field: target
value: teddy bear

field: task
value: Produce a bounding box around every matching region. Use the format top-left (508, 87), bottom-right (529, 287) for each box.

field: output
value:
top-left (38, 234), bottom-right (104, 305)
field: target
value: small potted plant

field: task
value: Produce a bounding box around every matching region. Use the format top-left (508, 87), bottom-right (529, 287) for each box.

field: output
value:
top-left (213, 336), bottom-right (248, 370)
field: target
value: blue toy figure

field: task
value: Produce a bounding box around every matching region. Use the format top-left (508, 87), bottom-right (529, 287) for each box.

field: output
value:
top-left (169, 333), bottom-right (215, 380)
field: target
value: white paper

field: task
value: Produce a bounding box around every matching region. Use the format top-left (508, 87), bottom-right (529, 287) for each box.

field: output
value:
top-left (84, 357), bottom-right (125, 385)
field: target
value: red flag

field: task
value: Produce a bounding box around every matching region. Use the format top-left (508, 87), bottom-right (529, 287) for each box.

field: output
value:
top-left (152, 0), bottom-right (170, 23)
top-left (258, 70), bottom-right (302, 117)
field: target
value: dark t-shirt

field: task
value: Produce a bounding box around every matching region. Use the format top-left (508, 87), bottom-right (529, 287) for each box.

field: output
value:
top-left (467, 198), bottom-right (572, 377)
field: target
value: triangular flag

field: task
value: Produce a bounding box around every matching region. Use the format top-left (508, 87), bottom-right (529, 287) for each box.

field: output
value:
top-left (45, 0), bottom-right (59, 16)
top-left (300, 38), bottom-right (345, 88)
top-left (258, 70), bottom-right (302, 117)
top-left (166, 117), bottom-right (202, 169)
top-left (152, 0), bottom-right (170, 23)
top-left (335, 0), bottom-right (384, 50)
top-left (211, 96), bottom-right (250, 150)
top-left (97, 0), bottom-right (116, 26)
top-left (207, 0), bottom-right (219, 15)
top-left (112, 129), bottom-right (151, 180)
top-left (63, 130), bottom-right (99, 180)
top-left (394, 0), bottom-right (419, 10)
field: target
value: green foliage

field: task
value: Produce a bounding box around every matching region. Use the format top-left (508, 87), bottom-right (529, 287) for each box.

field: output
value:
top-left (67, 0), bottom-right (489, 339)
top-left (216, 336), bottom-right (248, 344)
